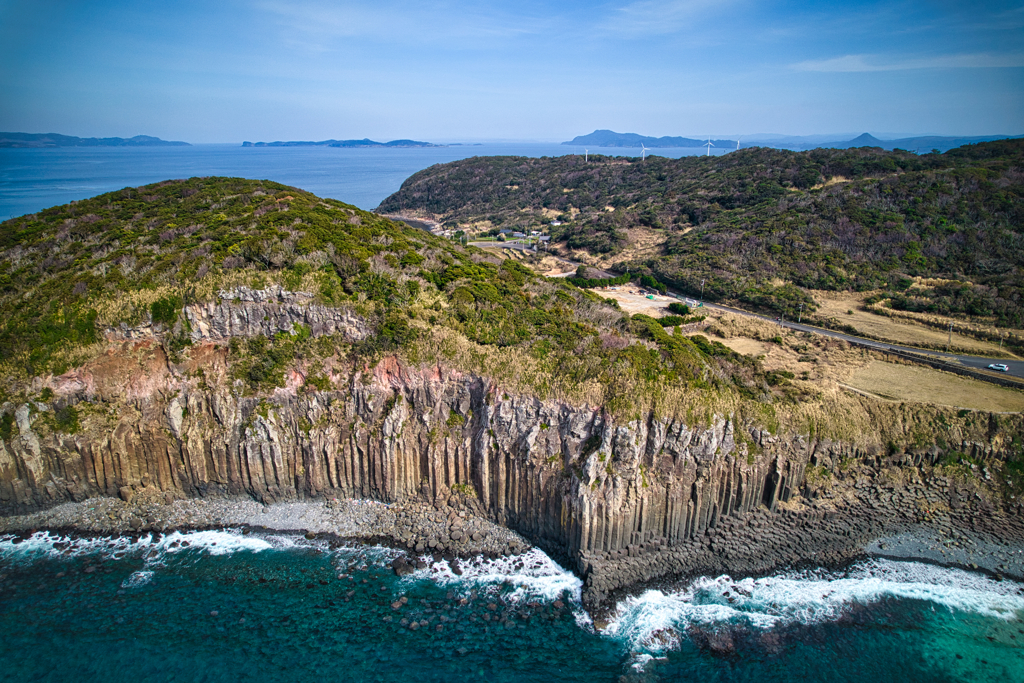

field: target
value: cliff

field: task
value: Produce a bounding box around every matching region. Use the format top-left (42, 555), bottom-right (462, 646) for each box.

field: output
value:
top-left (2, 286), bottom-right (1022, 605)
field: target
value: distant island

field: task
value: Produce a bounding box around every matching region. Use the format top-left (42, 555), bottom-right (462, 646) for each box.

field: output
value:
top-left (564, 129), bottom-right (1024, 154)
top-left (242, 138), bottom-right (441, 148)
top-left (564, 130), bottom-right (734, 148)
top-left (0, 132), bottom-right (190, 148)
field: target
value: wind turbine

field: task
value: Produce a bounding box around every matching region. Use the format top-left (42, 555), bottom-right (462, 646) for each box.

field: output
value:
top-left (585, 149), bottom-right (588, 162)
top-left (640, 142), bottom-right (648, 161)
top-left (704, 136), bottom-right (715, 157)
top-left (736, 137), bottom-right (741, 151)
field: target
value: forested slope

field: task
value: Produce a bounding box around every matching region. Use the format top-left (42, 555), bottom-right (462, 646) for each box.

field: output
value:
top-left (378, 141), bottom-right (1024, 323)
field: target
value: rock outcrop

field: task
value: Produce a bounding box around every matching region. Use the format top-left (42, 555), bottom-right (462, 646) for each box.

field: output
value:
top-left (3, 291), bottom-right (1022, 605)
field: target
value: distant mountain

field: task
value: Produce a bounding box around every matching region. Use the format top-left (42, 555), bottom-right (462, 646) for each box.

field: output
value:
top-left (564, 129), bottom-right (1024, 154)
top-left (242, 138), bottom-right (441, 148)
top-left (0, 132), bottom-right (190, 148)
top-left (749, 132), bottom-right (1024, 153)
top-left (563, 130), bottom-right (733, 148)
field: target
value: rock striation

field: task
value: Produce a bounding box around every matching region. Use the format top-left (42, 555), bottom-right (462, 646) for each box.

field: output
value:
top-left (3, 291), bottom-right (1022, 605)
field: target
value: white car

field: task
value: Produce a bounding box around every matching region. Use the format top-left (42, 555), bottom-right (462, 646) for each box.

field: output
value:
top-left (987, 363), bottom-right (1009, 372)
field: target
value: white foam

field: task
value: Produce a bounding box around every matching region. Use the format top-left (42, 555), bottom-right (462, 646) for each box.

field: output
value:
top-left (605, 558), bottom-right (1024, 654)
top-left (155, 530), bottom-right (275, 556)
top-left (406, 547), bottom-right (584, 604)
top-left (121, 571), bottom-right (154, 588)
top-left (0, 528), bottom-right (281, 564)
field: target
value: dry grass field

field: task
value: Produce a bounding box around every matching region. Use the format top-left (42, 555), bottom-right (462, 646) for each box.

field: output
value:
top-left (844, 361), bottom-right (1024, 412)
top-left (810, 289), bottom-right (1015, 357)
top-left (514, 273), bottom-right (1023, 413)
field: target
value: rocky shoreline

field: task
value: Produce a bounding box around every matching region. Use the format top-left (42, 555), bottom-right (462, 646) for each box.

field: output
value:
top-left (4, 484), bottom-right (1023, 619)
top-left (576, 469), bottom-right (1024, 611)
top-left (0, 492), bottom-right (533, 562)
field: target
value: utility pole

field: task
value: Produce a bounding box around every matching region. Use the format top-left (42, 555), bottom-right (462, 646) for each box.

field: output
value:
top-left (947, 320), bottom-right (953, 352)
top-left (798, 303), bottom-right (804, 324)
top-left (700, 278), bottom-right (706, 302)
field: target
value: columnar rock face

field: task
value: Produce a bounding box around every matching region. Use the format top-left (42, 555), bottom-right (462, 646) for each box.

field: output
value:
top-left (108, 286), bottom-right (369, 342)
top-left (1, 293), bottom-right (1021, 603)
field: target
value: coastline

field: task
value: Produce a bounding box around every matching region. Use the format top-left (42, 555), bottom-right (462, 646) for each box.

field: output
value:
top-left (0, 494), bottom-right (531, 561)
top-left (4, 493), bottom-right (1023, 621)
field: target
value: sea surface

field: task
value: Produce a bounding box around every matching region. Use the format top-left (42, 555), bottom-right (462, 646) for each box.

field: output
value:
top-left (1, 529), bottom-right (1022, 682)
top-left (0, 143), bottom-right (727, 220)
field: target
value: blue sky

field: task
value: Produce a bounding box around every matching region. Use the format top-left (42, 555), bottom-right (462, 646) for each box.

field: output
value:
top-left (1, 0), bottom-right (1021, 142)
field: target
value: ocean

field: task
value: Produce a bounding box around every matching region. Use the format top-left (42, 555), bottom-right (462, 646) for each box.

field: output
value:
top-left (0, 142), bottom-right (726, 221)
top-left (1, 529), bottom-right (1022, 682)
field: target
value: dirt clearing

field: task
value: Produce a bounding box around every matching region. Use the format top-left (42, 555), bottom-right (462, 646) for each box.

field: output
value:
top-left (597, 287), bottom-right (680, 316)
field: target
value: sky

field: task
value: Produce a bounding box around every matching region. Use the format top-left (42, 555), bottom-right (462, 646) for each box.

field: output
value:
top-left (0, 0), bottom-right (1022, 142)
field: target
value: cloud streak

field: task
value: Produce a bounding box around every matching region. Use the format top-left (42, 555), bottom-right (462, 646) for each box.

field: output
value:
top-left (793, 52), bottom-right (1024, 72)
top-left (254, 0), bottom-right (552, 48)
top-left (598, 0), bottom-right (737, 37)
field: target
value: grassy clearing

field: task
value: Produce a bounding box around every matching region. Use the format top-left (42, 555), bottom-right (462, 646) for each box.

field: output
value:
top-left (844, 361), bottom-right (1024, 412)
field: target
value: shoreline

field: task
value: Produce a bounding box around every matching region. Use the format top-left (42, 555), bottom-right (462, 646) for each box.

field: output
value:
top-left (4, 494), bottom-right (1023, 621)
top-left (0, 495), bottom-right (532, 561)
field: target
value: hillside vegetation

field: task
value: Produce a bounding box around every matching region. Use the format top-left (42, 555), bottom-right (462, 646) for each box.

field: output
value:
top-left (0, 177), bottom-right (807, 416)
top-left (377, 140), bottom-right (1024, 325)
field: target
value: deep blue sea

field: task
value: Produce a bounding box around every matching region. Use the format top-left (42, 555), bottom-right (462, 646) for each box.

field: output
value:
top-left (1, 530), bottom-right (1022, 683)
top-left (0, 143), bottom-right (727, 220)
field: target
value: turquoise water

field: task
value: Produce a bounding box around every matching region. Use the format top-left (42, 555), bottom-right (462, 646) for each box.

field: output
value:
top-left (2, 530), bottom-right (1022, 683)
top-left (0, 143), bottom-right (725, 220)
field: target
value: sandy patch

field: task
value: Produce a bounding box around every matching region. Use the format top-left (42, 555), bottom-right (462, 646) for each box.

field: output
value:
top-left (844, 361), bottom-right (1024, 412)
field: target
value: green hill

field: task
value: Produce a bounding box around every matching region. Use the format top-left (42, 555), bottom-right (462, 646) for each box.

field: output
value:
top-left (0, 177), bottom-right (799, 413)
top-left (377, 140), bottom-right (1024, 324)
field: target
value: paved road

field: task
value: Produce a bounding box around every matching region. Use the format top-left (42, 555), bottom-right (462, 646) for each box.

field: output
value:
top-left (466, 238), bottom-right (1024, 383)
top-left (688, 297), bottom-right (1024, 381)
top-left (467, 240), bottom-right (537, 252)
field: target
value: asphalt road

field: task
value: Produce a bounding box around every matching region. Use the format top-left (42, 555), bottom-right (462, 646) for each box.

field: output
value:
top-left (465, 239), bottom-right (1024, 383)
top-left (690, 298), bottom-right (1024, 381)
top-left (467, 240), bottom-right (539, 252)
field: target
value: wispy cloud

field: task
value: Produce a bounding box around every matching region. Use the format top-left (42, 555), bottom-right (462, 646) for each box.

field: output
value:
top-left (793, 52), bottom-right (1024, 72)
top-left (254, 0), bottom-right (550, 49)
top-left (598, 0), bottom-right (737, 37)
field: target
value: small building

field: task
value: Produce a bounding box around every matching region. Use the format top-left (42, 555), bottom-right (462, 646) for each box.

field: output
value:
top-left (539, 236), bottom-right (551, 242)
top-left (512, 232), bottom-right (526, 238)
top-left (550, 220), bottom-right (562, 226)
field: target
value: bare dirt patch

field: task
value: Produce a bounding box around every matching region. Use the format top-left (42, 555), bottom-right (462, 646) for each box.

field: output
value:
top-left (844, 361), bottom-right (1024, 412)
top-left (588, 226), bottom-right (668, 270)
top-left (597, 287), bottom-right (677, 316)
top-left (810, 290), bottom-right (1012, 357)
top-left (533, 254), bottom-right (577, 277)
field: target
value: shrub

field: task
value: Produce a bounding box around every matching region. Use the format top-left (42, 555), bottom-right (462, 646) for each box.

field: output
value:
top-left (54, 405), bottom-right (80, 433)
top-left (667, 302), bottom-right (690, 315)
top-left (151, 296), bottom-right (181, 326)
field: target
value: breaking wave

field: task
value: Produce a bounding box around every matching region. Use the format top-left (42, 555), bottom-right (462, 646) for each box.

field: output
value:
top-left (605, 558), bottom-right (1024, 654)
